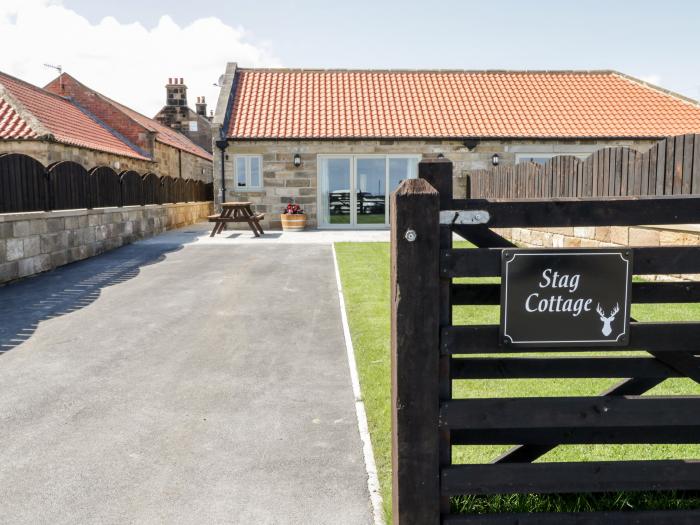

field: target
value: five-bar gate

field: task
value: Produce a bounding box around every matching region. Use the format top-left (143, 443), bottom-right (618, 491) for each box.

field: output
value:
top-left (391, 158), bottom-right (700, 524)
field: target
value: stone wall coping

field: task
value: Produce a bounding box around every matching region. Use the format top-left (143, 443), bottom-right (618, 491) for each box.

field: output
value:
top-left (0, 202), bottom-right (213, 223)
top-left (646, 224), bottom-right (700, 234)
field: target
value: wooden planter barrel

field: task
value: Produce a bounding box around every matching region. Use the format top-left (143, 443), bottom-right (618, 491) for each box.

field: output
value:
top-left (280, 213), bottom-right (306, 231)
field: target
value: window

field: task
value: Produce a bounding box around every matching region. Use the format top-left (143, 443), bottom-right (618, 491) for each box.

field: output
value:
top-left (234, 155), bottom-right (262, 189)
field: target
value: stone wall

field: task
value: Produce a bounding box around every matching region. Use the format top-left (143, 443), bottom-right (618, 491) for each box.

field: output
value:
top-left (0, 140), bottom-right (213, 182)
top-left (0, 201), bottom-right (213, 285)
top-left (498, 225), bottom-right (700, 281)
top-left (0, 140), bottom-right (156, 174)
top-left (214, 138), bottom-right (656, 229)
top-left (153, 141), bottom-right (213, 182)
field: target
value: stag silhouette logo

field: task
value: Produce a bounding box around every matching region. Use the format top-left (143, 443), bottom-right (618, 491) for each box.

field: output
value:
top-left (596, 303), bottom-right (619, 336)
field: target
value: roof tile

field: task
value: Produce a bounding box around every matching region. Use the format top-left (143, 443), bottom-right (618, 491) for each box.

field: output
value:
top-left (227, 70), bottom-right (700, 139)
top-left (0, 72), bottom-right (149, 160)
top-left (0, 98), bottom-right (36, 140)
top-left (102, 96), bottom-right (212, 161)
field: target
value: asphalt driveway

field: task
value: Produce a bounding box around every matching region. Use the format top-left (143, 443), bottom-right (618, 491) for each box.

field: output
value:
top-left (0, 227), bottom-right (372, 524)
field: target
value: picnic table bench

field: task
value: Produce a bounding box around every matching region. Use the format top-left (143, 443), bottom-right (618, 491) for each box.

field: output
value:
top-left (208, 201), bottom-right (265, 237)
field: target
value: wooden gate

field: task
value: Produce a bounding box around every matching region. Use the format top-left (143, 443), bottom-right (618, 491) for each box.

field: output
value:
top-left (391, 158), bottom-right (700, 524)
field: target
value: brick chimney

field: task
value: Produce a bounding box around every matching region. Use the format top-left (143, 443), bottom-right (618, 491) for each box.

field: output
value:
top-left (166, 77), bottom-right (187, 107)
top-left (196, 96), bottom-right (207, 117)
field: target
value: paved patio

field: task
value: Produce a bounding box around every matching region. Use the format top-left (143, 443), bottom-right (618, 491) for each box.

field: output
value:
top-left (0, 224), bottom-right (373, 524)
top-left (197, 223), bottom-right (390, 244)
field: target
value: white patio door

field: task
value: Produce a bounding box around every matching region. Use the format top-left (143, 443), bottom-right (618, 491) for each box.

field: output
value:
top-left (318, 155), bottom-right (419, 228)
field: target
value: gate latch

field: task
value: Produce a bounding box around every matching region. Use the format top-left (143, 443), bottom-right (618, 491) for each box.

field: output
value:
top-left (439, 210), bottom-right (490, 225)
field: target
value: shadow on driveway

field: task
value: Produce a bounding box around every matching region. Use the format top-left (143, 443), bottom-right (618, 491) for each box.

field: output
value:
top-left (0, 230), bottom-right (200, 354)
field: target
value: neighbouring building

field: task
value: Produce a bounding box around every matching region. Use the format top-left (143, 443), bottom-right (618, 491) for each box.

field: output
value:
top-left (212, 63), bottom-right (700, 230)
top-left (154, 77), bottom-right (213, 153)
top-left (0, 70), bottom-right (212, 181)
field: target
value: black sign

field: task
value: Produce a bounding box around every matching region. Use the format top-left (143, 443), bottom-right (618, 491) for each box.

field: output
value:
top-left (500, 249), bottom-right (632, 347)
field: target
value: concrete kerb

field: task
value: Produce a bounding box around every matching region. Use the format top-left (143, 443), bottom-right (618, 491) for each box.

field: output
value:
top-left (332, 243), bottom-right (385, 525)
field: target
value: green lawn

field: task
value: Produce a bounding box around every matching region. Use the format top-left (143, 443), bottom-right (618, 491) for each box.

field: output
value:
top-left (334, 242), bottom-right (700, 522)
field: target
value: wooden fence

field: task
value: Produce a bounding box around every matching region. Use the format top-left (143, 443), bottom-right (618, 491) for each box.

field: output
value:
top-left (0, 153), bottom-right (213, 213)
top-left (469, 134), bottom-right (700, 199)
top-left (391, 158), bottom-right (700, 524)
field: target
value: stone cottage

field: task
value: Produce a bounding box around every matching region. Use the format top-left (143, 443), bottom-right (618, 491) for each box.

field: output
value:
top-left (212, 63), bottom-right (700, 230)
top-left (0, 70), bottom-right (213, 181)
top-left (154, 77), bottom-right (213, 154)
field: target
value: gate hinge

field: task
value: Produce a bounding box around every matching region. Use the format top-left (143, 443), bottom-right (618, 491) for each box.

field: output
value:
top-left (439, 210), bottom-right (490, 225)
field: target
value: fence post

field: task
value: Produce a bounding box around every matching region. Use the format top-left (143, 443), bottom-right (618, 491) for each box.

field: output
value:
top-left (419, 158), bottom-right (454, 516)
top-left (391, 178), bottom-right (441, 525)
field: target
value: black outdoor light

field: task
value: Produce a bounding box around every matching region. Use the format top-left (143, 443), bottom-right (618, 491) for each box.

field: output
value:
top-left (437, 153), bottom-right (445, 159)
top-left (491, 153), bottom-right (500, 166)
top-left (293, 153), bottom-right (302, 168)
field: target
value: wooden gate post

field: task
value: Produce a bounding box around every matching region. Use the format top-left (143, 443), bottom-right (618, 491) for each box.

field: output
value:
top-left (419, 158), bottom-right (454, 516)
top-left (391, 178), bottom-right (441, 525)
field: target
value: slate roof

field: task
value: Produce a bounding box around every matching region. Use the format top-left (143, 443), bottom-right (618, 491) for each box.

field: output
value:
top-left (225, 69), bottom-right (700, 140)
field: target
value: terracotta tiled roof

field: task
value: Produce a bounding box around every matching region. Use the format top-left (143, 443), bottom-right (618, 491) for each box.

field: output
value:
top-left (226, 69), bottom-right (700, 139)
top-left (0, 72), bottom-right (150, 160)
top-left (104, 97), bottom-right (213, 161)
top-left (0, 98), bottom-right (37, 139)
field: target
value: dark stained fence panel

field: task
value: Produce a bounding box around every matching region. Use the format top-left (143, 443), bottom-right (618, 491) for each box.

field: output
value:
top-left (47, 161), bottom-right (89, 210)
top-left (0, 153), bottom-right (47, 212)
top-left (441, 460), bottom-right (700, 496)
top-left (120, 170), bottom-right (143, 206)
top-left (160, 176), bottom-right (174, 203)
top-left (450, 195), bottom-right (700, 228)
top-left (88, 166), bottom-right (121, 208)
top-left (174, 178), bottom-right (185, 203)
top-left (443, 396), bottom-right (700, 444)
top-left (0, 154), bottom-right (211, 214)
top-left (441, 323), bottom-right (700, 354)
top-left (142, 173), bottom-right (161, 205)
top-left (184, 179), bottom-right (194, 202)
top-left (442, 246), bottom-right (700, 278)
top-left (451, 356), bottom-right (684, 380)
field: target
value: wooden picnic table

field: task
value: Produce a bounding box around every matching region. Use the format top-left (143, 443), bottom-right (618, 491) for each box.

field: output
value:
top-left (208, 201), bottom-right (265, 237)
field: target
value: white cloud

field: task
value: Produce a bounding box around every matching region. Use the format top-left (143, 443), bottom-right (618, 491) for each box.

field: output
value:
top-left (0, 0), bottom-right (280, 116)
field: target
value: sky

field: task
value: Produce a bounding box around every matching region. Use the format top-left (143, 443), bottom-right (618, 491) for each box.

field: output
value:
top-left (1, 0), bottom-right (699, 117)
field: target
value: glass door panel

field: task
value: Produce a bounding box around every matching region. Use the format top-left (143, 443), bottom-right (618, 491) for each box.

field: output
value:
top-left (387, 157), bottom-right (418, 218)
top-left (320, 157), bottom-right (351, 225)
top-left (355, 157), bottom-right (386, 225)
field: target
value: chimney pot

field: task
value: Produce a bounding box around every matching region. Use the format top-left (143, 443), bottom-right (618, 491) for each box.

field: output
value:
top-left (179, 77), bottom-right (184, 84)
top-left (168, 77), bottom-right (172, 84)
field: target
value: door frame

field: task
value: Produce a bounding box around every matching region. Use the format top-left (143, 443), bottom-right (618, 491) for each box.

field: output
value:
top-left (317, 154), bottom-right (421, 229)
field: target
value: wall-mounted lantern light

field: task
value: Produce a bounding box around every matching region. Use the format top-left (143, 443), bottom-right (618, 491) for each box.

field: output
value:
top-left (293, 153), bottom-right (302, 168)
top-left (491, 153), bottom-right (500, 166)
